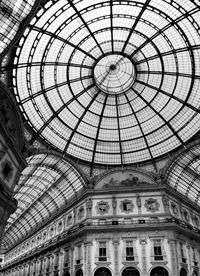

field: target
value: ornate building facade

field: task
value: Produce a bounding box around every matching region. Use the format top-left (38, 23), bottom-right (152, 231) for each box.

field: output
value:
top-left (1, 169), bottom-right (200, 276)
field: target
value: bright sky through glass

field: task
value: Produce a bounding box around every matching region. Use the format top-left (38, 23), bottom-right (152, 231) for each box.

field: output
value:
top-left (12, 0), bottom-right (200, 167)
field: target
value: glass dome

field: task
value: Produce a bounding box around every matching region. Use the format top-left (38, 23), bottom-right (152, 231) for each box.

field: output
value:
top-left (12, 0), bottom-right (200, 166)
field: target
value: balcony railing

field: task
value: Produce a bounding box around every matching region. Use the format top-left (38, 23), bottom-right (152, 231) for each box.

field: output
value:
top-left (154, 255), bottom-right (163, 261)
top-left (98, 257), bottom-right (107, 262)
top-left (2, 216), bottom-right (200, 269)
top-left (126, 256), bottom-right (135, 261)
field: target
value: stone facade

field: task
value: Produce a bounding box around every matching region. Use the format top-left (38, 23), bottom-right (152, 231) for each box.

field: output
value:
top-left (0, 82), bottom-right (26, 248)
top-left (1, 170), bottom-right (200, 276)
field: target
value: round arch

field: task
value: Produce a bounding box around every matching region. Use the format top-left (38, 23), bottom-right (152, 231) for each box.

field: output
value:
top-left (150, 266), bottom-right (169, 276)
top-left (63, 271), bottom-right (70, 276)
top-left (94, 267), bottom-right (112, 276)
top-left (121, 266), bottom-right (140, 276)
top-left (75, 268), bottom-right (83, 276)
top-left (180, 268), bottom-right (187, 276)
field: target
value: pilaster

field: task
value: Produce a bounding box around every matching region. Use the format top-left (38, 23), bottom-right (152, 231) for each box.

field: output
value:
top-left (140, 238), bottom-right (147, 276)
top-left (168, 239), bottom-right (178, 275)
top-left (113, 239), bottom-right (119, 276)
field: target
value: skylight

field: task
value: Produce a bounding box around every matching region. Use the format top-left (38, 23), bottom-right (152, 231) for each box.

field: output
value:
top-left (12, 0), bottom-right (200, 166)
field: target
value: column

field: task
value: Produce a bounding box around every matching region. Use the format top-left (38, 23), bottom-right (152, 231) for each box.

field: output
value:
top-left (58, 251), bottom-right (64, 273)
top-left (19, 265), bottom-right (23, 276)
top-left (54, 251), bottom-right (59, 271)
top-left (39, 257), bottom-right (43, 275)
top-left (140, 238), bottom-right (147, 276)
top-left (63, 248), bottom-right (69, 268)
top-left (84, 241), bottom-right (92, 276)
top-left (33, 260), bottom-right (38, 276)
top-left (29, 262), bottom-right (33, 276)
top-left (45, 255), bottom-right (50, 274)
top-left (168, 240), bottom-right (178, 275)
top-left (187, 245), bottom-right (192, 271)
top-left (70, 246), bottom-right (74, 276)
top-left (113, 239), bottom-right (119, 276)
top-left (50, 254), bottom-right (54, 275)
top-left (26, 262), bottom-right (31, 276)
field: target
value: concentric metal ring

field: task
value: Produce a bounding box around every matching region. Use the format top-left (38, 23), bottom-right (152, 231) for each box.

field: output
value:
top-left (94, 54), bottom-right (136, 94)
top-left (12, 0), bottom-right (200, 166)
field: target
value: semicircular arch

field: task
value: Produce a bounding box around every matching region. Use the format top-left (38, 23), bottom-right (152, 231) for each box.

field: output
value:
top-left (2, 150), bottom-right (87, 251)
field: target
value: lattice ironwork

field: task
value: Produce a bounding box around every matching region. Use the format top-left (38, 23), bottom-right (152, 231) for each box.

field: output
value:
top-left (10, 0), bottom-right (200, 168)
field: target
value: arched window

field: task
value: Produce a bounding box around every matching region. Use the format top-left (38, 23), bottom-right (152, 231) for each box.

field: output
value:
top-left (122, 266), bottom-right (140, 276)
top-left (150, 266), bottom-right (169, 276)
top-left (180, 268), bottom-right (187, 276)
top-left (94, 267), bottom-right (112, 276)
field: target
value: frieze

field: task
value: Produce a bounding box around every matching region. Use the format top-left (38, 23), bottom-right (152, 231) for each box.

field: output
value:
top-left (95, 169), bottom-right (157, 189)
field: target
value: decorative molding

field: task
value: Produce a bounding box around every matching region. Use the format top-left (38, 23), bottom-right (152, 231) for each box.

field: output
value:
top-left (86, 198), bottom-right (93, 217)
top-left (77, 206), bottom-right (85, 220)
top-left (119, 199), bottom-right (134, 214)
top-left (171, 202), bottom-right (178, 215)
top-left (183, 209), bottom-right (190, 222)
top-left (140, 238), bottom-right (147, 276)
top-left (67, 213), bottom-right (73, 227)
top-left (112, 196), bottom-right (117, 216)
top-left (162, 194), bottom-right (170, 213)
top-left (96, 201), bottom-right (110, 215)
top-left (113, 239), bottom-right (119, 276)
top-left (144, 198), bottom-right (160, 212)
top-left (136, 193), bottom-right (141, 214)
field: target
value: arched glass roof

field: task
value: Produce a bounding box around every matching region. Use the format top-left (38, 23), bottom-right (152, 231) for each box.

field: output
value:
top-left (165, 142), bottom-right (200, 206)
top-left (0, 0), bottom-right (38, 58)
top-left (12, 0), bottom-right (200, 166)
top-left (1, 152), bottom-right (86, 250)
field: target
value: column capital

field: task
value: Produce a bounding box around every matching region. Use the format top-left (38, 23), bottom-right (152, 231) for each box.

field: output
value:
top-left (112, 238), bottom-right (120, 245)
top-left (140, 238), bottom-right (147, 245)
top-left (168, 239), bottom-right (177, 244)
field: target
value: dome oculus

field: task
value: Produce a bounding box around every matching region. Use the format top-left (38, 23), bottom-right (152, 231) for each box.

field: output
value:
top-left (94, 54), bottom-right (136, 94)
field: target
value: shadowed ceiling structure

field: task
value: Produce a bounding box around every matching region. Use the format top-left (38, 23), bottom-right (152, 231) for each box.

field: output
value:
top-left (1, 0), bottom-right (200, 252)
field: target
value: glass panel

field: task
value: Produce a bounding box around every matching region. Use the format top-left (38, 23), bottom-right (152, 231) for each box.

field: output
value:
top-left (2, 153), bottom-right (86, 250)
top-left (6, 0), bottom-right (200, 168)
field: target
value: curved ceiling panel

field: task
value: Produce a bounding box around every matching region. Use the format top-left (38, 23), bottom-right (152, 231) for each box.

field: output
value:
top-left (165, 142), bottom-right (200, 206)
top-left (0, 0), bottom-right (38, 57)
top-left (12, 0), bottom-right (200, 166)
top-left (1, 152), bottom-right (86, 250)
